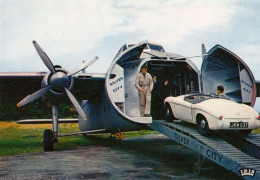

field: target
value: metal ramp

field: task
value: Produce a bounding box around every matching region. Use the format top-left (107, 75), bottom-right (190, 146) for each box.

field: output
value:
top-left (243, 133), bottom-right (260, 147)
top-left (150, 120), bottom-right (260, 179)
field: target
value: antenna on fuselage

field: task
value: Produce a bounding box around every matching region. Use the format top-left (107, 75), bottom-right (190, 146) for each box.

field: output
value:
top-left (202, 44), bottom-right (207, 61)
top-left (82, 60), bottom-right (86, 73)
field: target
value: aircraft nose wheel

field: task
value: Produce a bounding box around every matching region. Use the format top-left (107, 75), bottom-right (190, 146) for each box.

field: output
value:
top-left (43, 129), bottom-right (54, 151)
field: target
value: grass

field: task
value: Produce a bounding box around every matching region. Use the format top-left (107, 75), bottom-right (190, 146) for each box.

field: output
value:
top-left (1, 121), bottom-right (259, 157)
top-left (0, 121), bottom-right (158, 157)
top-left (253, 128), bottom-right (260, 134)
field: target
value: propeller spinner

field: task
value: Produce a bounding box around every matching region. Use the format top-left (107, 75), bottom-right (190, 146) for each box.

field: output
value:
top-left (17, 40), bottom-right (98, 121)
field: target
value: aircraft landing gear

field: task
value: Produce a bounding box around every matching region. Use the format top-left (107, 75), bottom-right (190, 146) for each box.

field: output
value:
top-left (43, 129), bottom-right (55, 151)
top-left (43, 105), bottom-right (59, 152)
top-left (43, 106), bottom-right (59, 151)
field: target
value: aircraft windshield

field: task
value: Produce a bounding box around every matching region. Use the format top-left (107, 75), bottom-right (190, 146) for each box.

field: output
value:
top-left (128, 44), bottom-right (136, 48)
top-left (148, 44), bottom-right (165, 52)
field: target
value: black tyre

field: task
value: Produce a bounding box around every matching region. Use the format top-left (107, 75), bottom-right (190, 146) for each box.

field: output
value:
top-left (239, 129), bottom-right (253, 135)
top-left (165, 105), bottom-right (174, 122)
top-left (198, 117), bottom-right (211, 136)
top-left (192, 163), bottom-right (201, 176)
top-left (43, 129), bottom-right (54, 151)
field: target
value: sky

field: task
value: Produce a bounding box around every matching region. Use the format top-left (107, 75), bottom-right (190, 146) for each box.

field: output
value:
top-left (1, 0), bottom-right (260, 110)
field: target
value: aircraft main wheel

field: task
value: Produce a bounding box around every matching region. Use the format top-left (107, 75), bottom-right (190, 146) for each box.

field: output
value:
top-left (43, 129), bottom-right (54, 151)
top-left (198, 117), bottom-right (210, 136)
top-left (165, 105), bottom-right (174, 122)
top-left (193, 163), bottom-right (201, 176)
top-left (239, 129), bottom-right (253, 135)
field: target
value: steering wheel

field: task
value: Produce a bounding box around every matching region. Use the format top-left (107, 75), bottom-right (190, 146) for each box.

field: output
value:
top-left (209, 93), bottom-right (218, 98)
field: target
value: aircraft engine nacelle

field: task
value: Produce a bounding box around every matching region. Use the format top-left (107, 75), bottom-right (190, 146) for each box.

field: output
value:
top-left (41, 67), bottom-right (74, 103)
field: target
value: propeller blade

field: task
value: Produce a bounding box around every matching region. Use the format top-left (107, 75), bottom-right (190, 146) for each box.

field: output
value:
top-left (67, 56), bottom-right (98, 77)
top-left (17, 85), bottom-right (52, 107)
top-left (33, 40), bottom-right (56, 74)
top-left (64, 87), bottom-right (87, 120)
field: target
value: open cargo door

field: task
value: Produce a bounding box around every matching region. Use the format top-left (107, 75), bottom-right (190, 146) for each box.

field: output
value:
top-left (106, 42), bottom-right (152, 124)
top-left (201, 44), bottom-right (256, 106)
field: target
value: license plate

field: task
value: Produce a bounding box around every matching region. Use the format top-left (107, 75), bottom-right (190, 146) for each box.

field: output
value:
top-left (230, 122), bottom-right (248, 128)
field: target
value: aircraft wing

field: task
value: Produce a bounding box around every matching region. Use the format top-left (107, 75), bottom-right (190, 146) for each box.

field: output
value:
top-left (72, 73), bottom-right (106, 100)
top-left (0, 72), bottom-right (106, 102)
top-left (0, 72), bottom-right (46, 102)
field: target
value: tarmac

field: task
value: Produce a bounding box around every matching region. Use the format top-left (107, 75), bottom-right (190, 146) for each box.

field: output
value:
top-left (0, 134), bottom-right (240, 180)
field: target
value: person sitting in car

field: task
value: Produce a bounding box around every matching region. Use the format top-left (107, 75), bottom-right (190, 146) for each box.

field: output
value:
top-left (217, 85), bottom-right (230, 100)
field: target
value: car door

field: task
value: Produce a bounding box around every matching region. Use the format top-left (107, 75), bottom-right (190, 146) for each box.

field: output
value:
top-left (173, 97), bottom-right (193, 122)
top-left (201, 44), bottom-right (257, 107)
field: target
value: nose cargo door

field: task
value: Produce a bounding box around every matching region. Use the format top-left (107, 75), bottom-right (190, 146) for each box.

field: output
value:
top-left (201, 44), bottom-right (256, 106)
top-left (106, 42), bottom-right (152, 124)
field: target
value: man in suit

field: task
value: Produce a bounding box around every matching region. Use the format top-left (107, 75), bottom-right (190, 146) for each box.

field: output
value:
top-left (151, 75), bottom-right (162, 119)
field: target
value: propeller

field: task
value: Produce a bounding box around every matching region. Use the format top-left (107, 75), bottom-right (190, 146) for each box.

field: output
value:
top-left (17, 85), bottom-right (53, 107)
top-left (17, 40), bottom-right (98, 121)
top-left (67, 56), bottom-right (98, 77)
top-left (33, 40), bottom-right (56, 74)
top-left (65, 88), bottom-right (86, 120)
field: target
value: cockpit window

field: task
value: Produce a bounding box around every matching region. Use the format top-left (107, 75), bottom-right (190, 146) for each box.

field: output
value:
top-left (128, 44), bottom-right (136, 48)
top-left (122, 45), bottom-right (127, 51)
top-left (144, 45), bottom-right (149, 50)
top-left (115, 43), bottom-right (165, 59)
top-left (148, 44), bottom-right (165, 52)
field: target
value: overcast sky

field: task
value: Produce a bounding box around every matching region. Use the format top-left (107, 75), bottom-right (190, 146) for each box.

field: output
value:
top-left (1, 0), bottom-right (260, 110)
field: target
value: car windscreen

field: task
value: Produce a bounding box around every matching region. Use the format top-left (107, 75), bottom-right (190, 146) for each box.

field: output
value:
top-left (184, 95), bottom-right (212, 104)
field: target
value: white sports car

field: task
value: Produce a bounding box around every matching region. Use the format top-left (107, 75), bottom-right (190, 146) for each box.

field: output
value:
top-left (164, 93), bottom-right (260, 136)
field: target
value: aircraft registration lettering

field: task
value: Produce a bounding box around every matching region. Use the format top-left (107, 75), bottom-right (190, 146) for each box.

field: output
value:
top-left (110, 77), bottom-right (123, 86)
top-left (175, 133), bottom-right (189, 146)
top-left (206, 149), bottom-right (223, 163)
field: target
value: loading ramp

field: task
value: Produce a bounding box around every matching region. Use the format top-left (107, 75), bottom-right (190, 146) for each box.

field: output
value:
top-left (150, 120), bottom-right (260, 179)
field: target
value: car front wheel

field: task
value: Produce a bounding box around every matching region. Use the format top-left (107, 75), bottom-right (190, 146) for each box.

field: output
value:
top-left (198, 117), bottom-right (210, 136)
